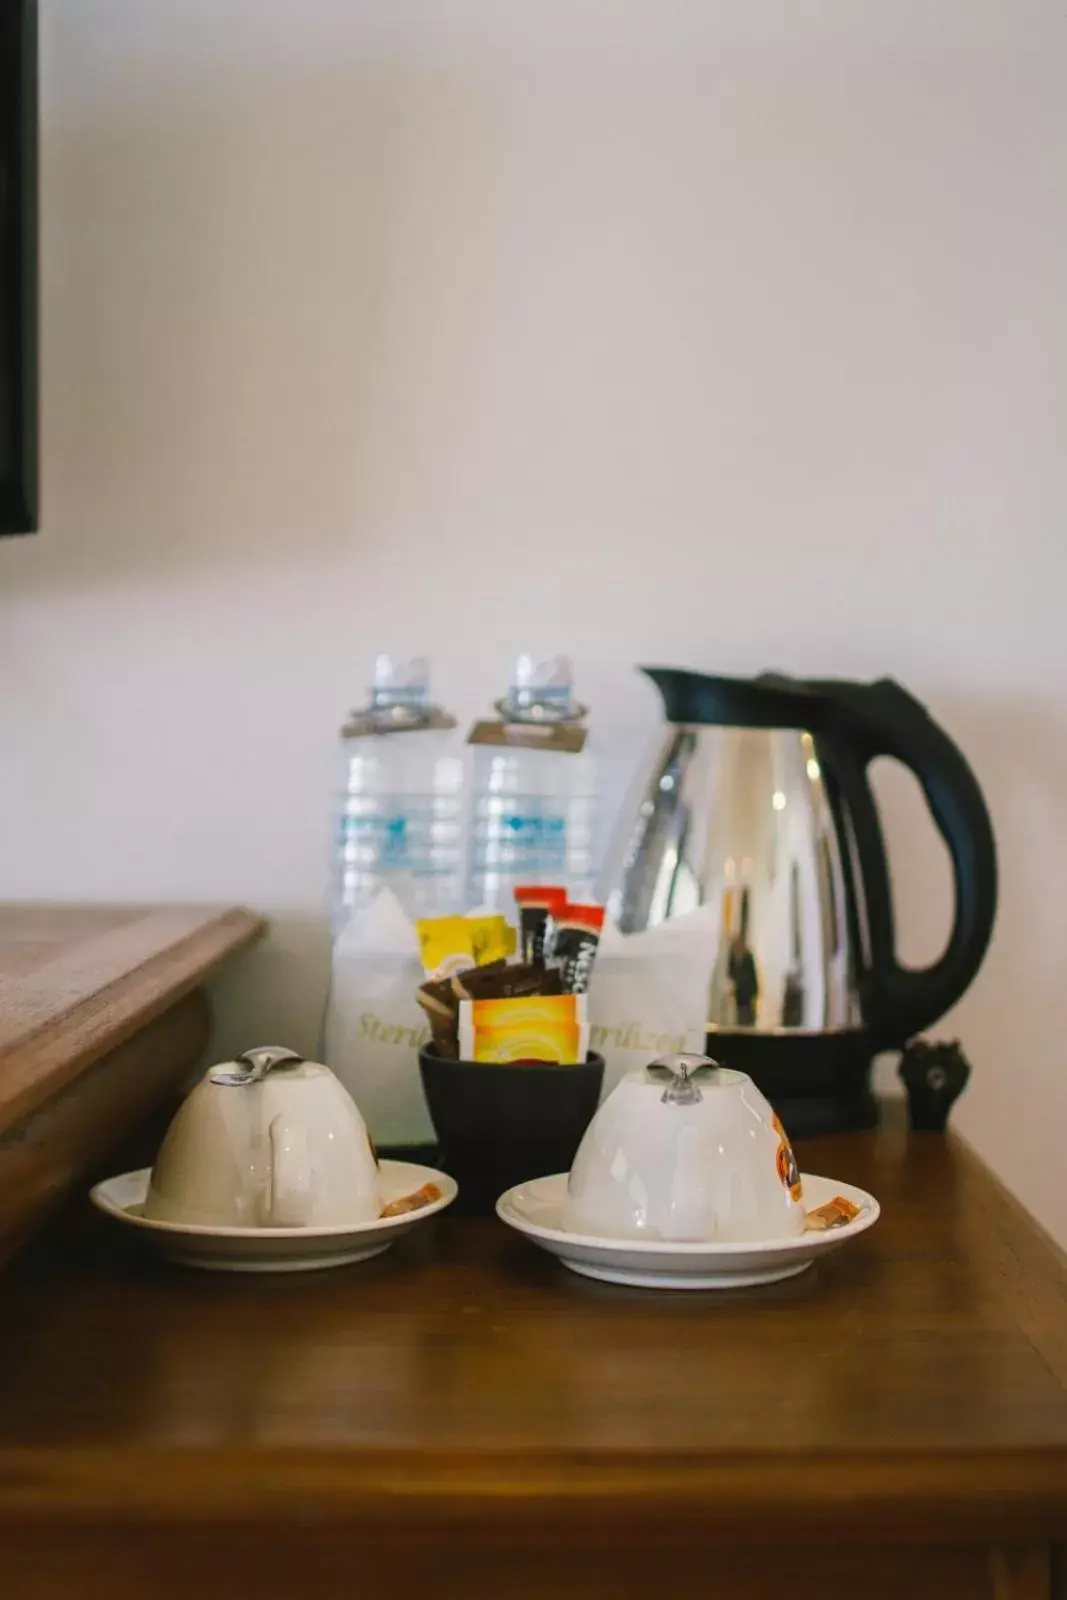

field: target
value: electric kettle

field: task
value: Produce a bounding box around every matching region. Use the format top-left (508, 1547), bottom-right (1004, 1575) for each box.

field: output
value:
top-left (601, 671), bottom-right (997, 1133)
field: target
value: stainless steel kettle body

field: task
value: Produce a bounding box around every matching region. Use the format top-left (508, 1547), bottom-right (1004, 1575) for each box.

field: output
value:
top-left (607, 720), bottom-right (863, 1033)
top-left (601, 670), bottom-right (998, 1133)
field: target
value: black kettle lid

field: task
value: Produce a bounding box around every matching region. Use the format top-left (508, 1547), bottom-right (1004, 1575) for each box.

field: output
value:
top-left (640, 667), bottom-right (829, 730)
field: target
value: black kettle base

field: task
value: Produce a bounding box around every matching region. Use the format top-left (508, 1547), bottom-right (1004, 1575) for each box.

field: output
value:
top-left (705, 1029), bottom-right (880, 1139)
top-left (758, 1089), bottom-right (878, 1138)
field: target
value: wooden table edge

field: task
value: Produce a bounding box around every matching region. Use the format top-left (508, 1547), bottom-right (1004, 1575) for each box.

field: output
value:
top-left (953, 1120), bottom-right (1067, 1279)
top-left (2, 1446), bottom-right (1066, 1544)
top-left (0, 905), bottom-right (266, 1135)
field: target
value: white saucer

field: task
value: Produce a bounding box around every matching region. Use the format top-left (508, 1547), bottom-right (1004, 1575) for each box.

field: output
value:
top-left (496, 1172), bottom-right (879, 1290)
top-left (90, 1160), bottom-right (457, 1273)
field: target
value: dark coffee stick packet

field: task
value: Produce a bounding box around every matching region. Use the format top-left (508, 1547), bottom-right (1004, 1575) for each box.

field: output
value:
top-left (553, 904), bottom-right (606, 994)
top-left (512, 886), bottom-right (567, 966)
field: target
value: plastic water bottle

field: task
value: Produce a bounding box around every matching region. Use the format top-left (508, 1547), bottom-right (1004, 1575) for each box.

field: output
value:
top-left (332, 656), bottom-right (465, 929)
top-left (465, 654), bottom-right (598, 913)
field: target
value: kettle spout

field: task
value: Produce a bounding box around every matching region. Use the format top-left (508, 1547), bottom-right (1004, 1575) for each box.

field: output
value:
top-left (638, 667), bottom-right (820, 730)
top-left (639, 666), bottom-right (736, 725)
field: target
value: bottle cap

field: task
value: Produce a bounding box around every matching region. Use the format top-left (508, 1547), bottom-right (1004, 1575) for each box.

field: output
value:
top-left (500, 655), bottom-right (587, 724)
top-left (371, 654), bottom-right (430, 709)
top-left (342, 656), bottom-right (456, 738)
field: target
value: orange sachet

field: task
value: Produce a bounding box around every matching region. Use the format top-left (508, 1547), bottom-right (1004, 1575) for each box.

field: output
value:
top-left (458, 994), bottom-right (588, 1064)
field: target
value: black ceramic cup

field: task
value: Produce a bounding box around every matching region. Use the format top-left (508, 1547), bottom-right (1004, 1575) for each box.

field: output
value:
top-left (418, 1046), bottom-right (605, 1211)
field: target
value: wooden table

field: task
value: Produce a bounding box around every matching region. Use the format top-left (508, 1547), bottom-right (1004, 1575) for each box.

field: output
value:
top-left (1, 1103), bottom-right (1066, 1599)
top-left (0, 903), bottom-right (264, 1263)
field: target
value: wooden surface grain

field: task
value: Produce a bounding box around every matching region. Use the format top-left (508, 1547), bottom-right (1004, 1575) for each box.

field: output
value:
top-left (0, 903), bottom-right (265, 1133)
top-left (0, 991), bottom-right (210, 1265)
top-left (0, 1530), bottom-right (1019, 1600)
top-left (0, 903), bottom-right (266, 1267)
top-left (1, 1105), bottom-right (1066, 1556)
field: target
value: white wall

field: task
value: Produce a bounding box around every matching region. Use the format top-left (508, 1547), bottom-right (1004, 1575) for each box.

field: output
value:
top-left (2, 2), bottom-right (1065, 1232)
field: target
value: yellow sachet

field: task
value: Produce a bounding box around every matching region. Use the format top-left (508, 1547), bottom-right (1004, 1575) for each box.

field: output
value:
top-left (458, 994), bottom-right (588, 1064)
top-left (417, 913), bottom-right (516, 979)
top-left (468, 914), bottom-right (517, 968)
top-left (416, 916), bottom-right (475, 980)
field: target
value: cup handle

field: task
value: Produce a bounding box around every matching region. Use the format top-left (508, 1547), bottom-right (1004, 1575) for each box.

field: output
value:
top-left (266, 1113), bottom-right (313, 1227)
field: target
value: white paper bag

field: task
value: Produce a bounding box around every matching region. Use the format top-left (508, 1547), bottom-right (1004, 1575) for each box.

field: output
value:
top-left (325, 889), bottom-right (433, 1146)
top-left (586, 908), bottom-right (720, 1098)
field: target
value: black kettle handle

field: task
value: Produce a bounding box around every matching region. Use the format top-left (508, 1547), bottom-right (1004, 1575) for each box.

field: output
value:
top-left (818, 680), bottom-right (997, 1045)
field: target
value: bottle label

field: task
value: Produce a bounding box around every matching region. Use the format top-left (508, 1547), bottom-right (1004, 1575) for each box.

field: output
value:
top-left (340, 809), bottom-right (456, 878)
top-left (340, 815), bottom-right (408, 856)
top-left (381, 815), bottom-right (408, 868)
top-left (501, 811), bottom-right (566, 870)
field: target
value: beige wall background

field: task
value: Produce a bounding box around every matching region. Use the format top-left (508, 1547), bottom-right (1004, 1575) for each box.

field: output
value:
top-left (1, 2), bottom-right (1064, 1231)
